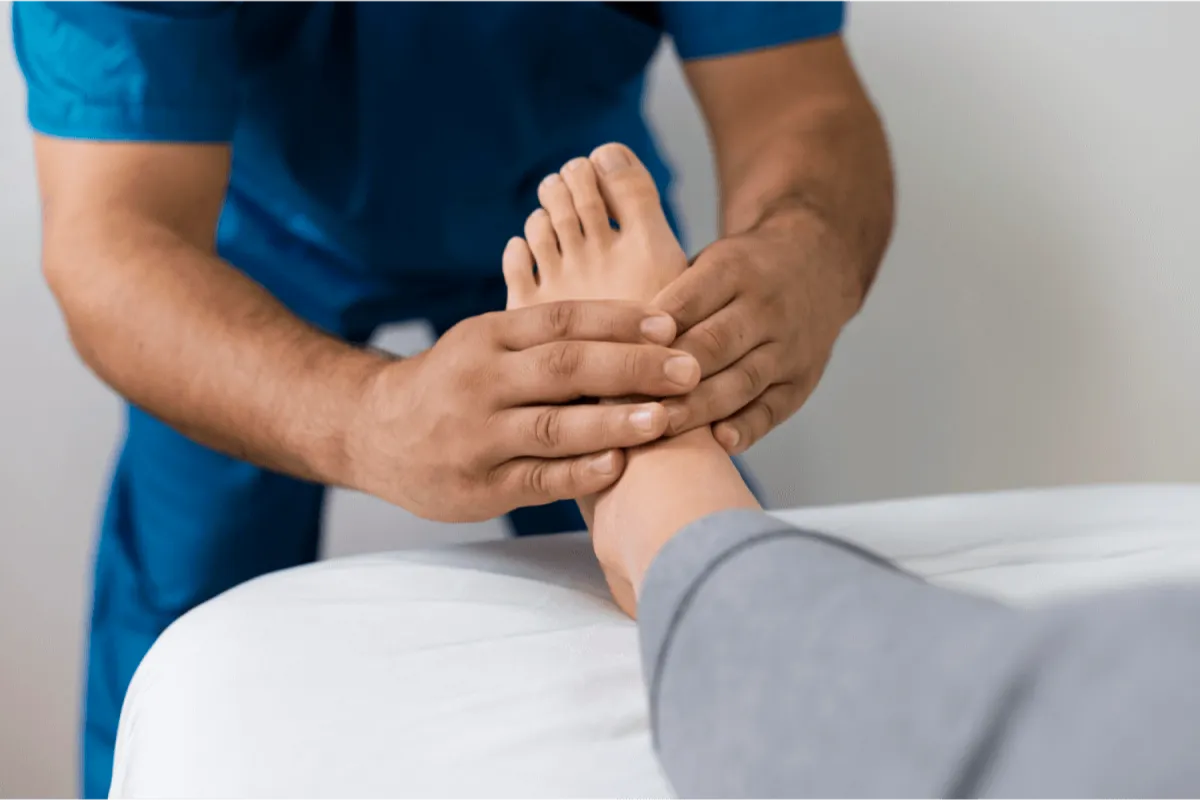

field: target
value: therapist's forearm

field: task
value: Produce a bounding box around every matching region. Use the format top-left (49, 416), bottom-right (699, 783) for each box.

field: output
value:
top-left (43, 211), bottom-right (387, 487)
top-left (720, 105), bottom-right (893, 298)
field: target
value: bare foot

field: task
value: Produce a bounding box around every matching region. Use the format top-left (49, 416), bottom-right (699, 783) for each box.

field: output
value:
top-left (500, 144), bottom-right (689, 616)
top-left (503, 143), bottom-right (688, 309)
top-left (501, 144), bottom-right (757, 620)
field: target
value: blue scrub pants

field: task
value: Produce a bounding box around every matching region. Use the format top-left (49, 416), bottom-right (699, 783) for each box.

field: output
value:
top-left (81, 196), bottom-right (762, 797)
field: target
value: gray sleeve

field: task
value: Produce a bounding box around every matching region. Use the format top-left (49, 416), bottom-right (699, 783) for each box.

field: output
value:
top-left (637, 509), bottom-right (1200, 798)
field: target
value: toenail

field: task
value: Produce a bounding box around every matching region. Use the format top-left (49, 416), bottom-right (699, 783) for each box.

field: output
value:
top-left (594, 146), bottom-right (629, 175)
top-left (541, 173), bottom-right (562, 186)
top-left (565, 158), bottom-right (587, 172)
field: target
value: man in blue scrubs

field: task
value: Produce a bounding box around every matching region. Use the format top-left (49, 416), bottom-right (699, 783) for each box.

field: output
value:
top-left (14, 2), bottom-right (893, 795)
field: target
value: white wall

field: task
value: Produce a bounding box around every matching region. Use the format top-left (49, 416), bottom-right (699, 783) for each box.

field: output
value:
top-left (3, 3), bottom-right (1199, 796)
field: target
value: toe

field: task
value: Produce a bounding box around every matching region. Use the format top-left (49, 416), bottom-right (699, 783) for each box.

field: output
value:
top-left (502, 236), bottom-right (536, 305)
top-left (524, 208), bottom-right (559, 276)
top-left (561, 157), bottom-right (611, 244)
top-left (589, 143), bottom-right (663, 230)
top-left (537, 172), bottom-right (583, 253)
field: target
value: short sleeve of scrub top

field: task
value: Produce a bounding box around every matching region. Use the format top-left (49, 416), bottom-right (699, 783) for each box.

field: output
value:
top-left (12, 1), bottom-right (240, 142)
top-left (662, 1), bottom-right (845, 60)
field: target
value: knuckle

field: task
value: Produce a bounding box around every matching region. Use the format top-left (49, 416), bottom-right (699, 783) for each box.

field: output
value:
top-left (675, 289), bottom-right (704, 322)
top-left (603, 308), bottom-right (622, 340)
top-left (523, 462), bottom-right (547, 494)
top-left (686, 386), bottom-right (720, 422)
top-left (454, 359), bottom-right (487, 393)
top-left (462, 452), bottom-right (489, 482)
top-left (706, 246), bottom-right (747, 282)
top-left (694, 324), bottom-right (725, 363)
top-left (455, 472), bottom-right (479, 501)
top-left (533, 407), bottom-right (563, 450)
top-left (757, 398), bottom-right (779, 431)
top-left (623, 347), bottom-right (645, 381)
top-left (463, 312), bottom-right (495, 343)
top-left (726, 246), bottom-right (758, 278)
top-left (778, 384), bottom-right (807, 419)
top-left (577, 196), bottom-right (604, 217)
top-left (545, 302), bottom-right (577, 339)
top-left (762, 289), bottom-right (789, 320)
top-left (544, 341), bottom-right (583, 378)
top-left (569, 457), bottom-right (600, 492)
top-left (525, 460), bottom-right (552, 496)
top-left (740, 359), bottom-right (766, 397)
top-left (706, 384), bottom-right (732, 417)
top-left (484, 461), bottom-right (509, 489)
top-left (468, 419), bottom-right (501, 467)
top-left (732, 314), bottom-right (758, 351)
top-left (654, 285), bottom-right (685, 317)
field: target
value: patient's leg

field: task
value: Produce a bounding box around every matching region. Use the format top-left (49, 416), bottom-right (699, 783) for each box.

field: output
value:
top-left (503, 144), bottom-right (760, 615)
top-left (502, 146), bottom-right (1200, 797)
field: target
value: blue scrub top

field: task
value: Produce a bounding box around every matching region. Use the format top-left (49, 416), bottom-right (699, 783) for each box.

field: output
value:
top-left (13, 2), bottom-right (844, 280)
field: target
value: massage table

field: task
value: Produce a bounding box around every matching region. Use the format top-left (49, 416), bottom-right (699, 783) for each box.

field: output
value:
top-left (109, 483), bottom-right (1200, 798)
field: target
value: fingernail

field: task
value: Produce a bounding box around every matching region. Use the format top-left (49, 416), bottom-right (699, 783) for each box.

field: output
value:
top-left (629, 405), bottom-right (660, 433)
top-left (663, 355), bottom-right (699, 386)
top-left (665, 403), bottom-right (688, 432)
top-left (593, 145), bottom-right (629, 175)
top-left (639, 315), bottom-right (675, 343)
top-left (589, 451), bottom-right (617, 475)
top-left (716, 426), bottom-right (741, 451)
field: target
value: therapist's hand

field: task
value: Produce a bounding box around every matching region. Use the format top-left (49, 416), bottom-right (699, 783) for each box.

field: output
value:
top-left (660, 34), bottom-right (893, 455)
top-left (653, 227), bottom-right (861, 456)
top-left (347, 301), bottom-right (700, 522)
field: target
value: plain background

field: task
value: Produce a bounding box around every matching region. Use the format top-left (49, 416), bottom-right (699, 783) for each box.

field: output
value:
top-left (3, 3), bottom-right (1200, 796)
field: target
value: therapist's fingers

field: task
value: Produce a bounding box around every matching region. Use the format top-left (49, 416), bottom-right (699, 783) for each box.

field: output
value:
top-left (501, 340), bottom-right (700, 406)
top-left (494, 401), bottom-right (669, 460)
top-left (494, 300), bottom-right (678, 350)
top-left (489, 449), bottom-right (628, 508)
top-left (667, 299), bottom-right (766, 377)
top-left (713, 383), bottom-right (804, 456)
top-left (651, 244), bottom-right (740, 331)
top-left (662, 342), bottom-right (780, 435)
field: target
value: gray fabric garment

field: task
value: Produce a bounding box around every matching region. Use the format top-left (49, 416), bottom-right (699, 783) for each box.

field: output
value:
top-left (638, 509), bottom-right (1200, 798)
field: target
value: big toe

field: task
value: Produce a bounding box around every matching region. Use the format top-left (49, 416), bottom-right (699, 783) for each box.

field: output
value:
top-left (589, 143), bottom-right (662, 230)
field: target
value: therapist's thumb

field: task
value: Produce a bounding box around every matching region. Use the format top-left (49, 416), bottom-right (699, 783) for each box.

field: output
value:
top-left (495, 450), bottom-right (626, 506)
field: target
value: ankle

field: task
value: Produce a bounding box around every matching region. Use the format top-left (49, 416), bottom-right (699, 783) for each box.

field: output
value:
top-left (592, 424), bottom-right (760, 594)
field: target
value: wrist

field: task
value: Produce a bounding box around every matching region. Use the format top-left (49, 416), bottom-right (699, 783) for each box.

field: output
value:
top-left (752, 205), bottom-right (868, 326)
top-left (304, 344), bottom-right (400, 492)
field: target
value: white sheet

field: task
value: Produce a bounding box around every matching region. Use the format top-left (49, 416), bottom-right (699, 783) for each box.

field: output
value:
top-left (110, 484), bottom-right (1200, 798)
